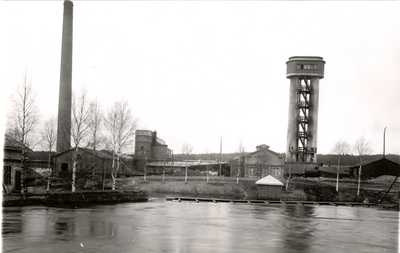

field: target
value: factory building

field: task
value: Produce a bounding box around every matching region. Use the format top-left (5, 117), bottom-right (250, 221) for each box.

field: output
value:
top-left (134, 130), bottom-right (172, 171)
top-left (230, 145), bottom-right (285, 179)
top-left (3, 135), bottom-right (52, 193)
top-left (53, 148), bottom-right (134, 189)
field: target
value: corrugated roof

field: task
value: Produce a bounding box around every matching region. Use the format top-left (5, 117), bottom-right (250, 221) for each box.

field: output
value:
top-left (255, 175), bottom-right (284, 186)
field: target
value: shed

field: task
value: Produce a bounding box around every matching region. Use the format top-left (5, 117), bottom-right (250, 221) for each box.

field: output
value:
top-left (255, 175), bottom-right (284, 200)
top-left (349, 157), bottom-right (400, 179)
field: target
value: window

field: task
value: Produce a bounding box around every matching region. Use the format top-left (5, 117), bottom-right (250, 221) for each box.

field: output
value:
top-left (269, 167), bottom-right (281, 177)
top-left (4, 166), bottom-right (11, 185)
top-left (61, 163), bottom-right (68, 172)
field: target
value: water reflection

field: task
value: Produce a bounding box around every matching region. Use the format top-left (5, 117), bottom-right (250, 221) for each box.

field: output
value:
top-left (2, 208), bottom-right (23, 234)
top-left (2, 201), bottom-right (399, 253)
top-left (280, 205), bottom-right (316, 252)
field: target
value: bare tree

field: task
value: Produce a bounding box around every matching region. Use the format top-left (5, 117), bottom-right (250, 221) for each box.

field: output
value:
top-left (332, 140), bottom-right (351, 192)
top-left (353, 137), bottom-right (372, 196)
top-left (86, 99), bottom-right (105, 185)
top-left (236, 141), bottom-right (246, 184)
top-left (71, 91), bottom-right (91, 192)
top-left (41, 117), bottom-right (57, 192)
top-left (8, 74), bottom-right (38, 194)
top-left (104, 101), bottom-right (137, 190)
top-left (87, 99), bottom-right (103, 151)
top-left (181, 143), bottom-right (193, 160)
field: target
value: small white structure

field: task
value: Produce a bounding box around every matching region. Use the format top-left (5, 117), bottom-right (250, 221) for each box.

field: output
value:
top-left (256, 175), bottom-right (284, 200)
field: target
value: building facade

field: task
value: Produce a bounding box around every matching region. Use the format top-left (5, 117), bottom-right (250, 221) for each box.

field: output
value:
top-left (134, 130), bottom-right (171, 171)
top-left (53, 148), bottom-right (134, 189)
top-left (230, 144), bottom-right (285, 179)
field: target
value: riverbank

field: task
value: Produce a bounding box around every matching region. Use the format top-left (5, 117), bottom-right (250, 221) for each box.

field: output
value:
top-left (165, 196), bottom-right (399, 210)
top-left (2, 190), bottom-right (148, 207)
top-left (118, 176), bottom-right (399, 205)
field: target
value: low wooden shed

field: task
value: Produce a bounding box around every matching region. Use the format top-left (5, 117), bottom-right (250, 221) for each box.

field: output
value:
top-left (256, 175), bottom-right (284, 200)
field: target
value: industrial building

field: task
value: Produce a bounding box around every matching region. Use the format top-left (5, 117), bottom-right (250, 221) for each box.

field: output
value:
top-left (53, 148), bottom-right (134, 189)
top-left (230, 144), bottom-right (285, 179)
top-left (145, 160), bottom-right (230, 176)
top-left (134, 130), bottom-right (172, 171)
top-left (3, 135), bottom-right (51, 193)
top-left (348, 157), bottom-right (400, 179)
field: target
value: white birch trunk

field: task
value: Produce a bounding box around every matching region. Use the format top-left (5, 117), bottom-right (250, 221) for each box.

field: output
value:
top-left (111, 151), bottom-right (116, 191)
top-left (357, 165), bottom-right (362, 196)
top-left (72, 148), bottom-right (78, 192)
top-left (46, 152), bottom-right (51, 192)
top-left (336, 155), bottom-right (340, 192)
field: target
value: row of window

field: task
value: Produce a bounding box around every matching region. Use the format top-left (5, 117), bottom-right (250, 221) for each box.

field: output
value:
top-left (247, 167), bottom-right (282, 177)
top-left (296, 64), bottom-right (318, 71)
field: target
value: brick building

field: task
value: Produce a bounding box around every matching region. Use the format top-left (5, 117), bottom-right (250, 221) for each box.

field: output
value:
top-left (53, 148), bottom-right (134, 189)
top-left (134, 130), bottom-right (172, 171)
top-left (3, 135), bottom-right (48, 193)
top-left (230, 144), bottom-right (285, 179)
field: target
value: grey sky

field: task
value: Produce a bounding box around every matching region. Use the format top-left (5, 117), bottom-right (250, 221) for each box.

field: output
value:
top-left (1, 1), bottom-right (400, 154)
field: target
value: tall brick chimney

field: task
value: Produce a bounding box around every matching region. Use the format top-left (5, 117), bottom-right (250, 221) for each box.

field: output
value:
top-left (56, 0), bottom-right (73, 152)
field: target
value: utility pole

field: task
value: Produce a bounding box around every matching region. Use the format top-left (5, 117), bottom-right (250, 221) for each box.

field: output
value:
top-left (383, 126), bottom-right (387, 157)
top-left (219, 136), bottom-right (222, 176)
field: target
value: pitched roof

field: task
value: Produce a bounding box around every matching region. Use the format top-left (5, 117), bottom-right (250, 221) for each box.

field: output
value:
top-left (3, 134), bottom-right (31, 151)
top-left (53, 147), bottom-right (114, 160)
top-left (255, 175), bottom-right (284, 186)
top-left (349, 157), bottom-right (400, 178)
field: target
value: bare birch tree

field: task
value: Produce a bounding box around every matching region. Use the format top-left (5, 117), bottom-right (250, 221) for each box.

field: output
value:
top-left (87, 99), bottom-right (103, 151)
top-left (71, 91), bottom-right (90, 192)
top-left (104, 101), bottom-right (136, 190)
top-left (181, 143), bottom-right (193, 160)
top-left (9, 73), bottom-right (38, 194)
top-left (41, 117), bottom-right (57, 192)
top-left (86, 99), bottom-right (104, 185)
top-left (353, 137), bottom-right (372, 196)
top-left (332, 140), bottom-right (351, 192)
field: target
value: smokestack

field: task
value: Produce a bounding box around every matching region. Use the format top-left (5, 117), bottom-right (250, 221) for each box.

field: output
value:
top-left (56, 0), bottom-right (73, 152)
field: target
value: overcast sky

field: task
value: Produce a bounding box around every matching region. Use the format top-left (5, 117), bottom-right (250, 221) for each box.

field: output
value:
top-left (1, 1), bottom-right (400, 155)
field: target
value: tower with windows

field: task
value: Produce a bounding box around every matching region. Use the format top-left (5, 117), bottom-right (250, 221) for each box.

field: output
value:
top-left (285, 56), bottom-right (325, 173)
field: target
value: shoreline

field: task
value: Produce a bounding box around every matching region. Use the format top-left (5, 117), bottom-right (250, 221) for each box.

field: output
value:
top-left (2, 190), bottom-right (148, 207)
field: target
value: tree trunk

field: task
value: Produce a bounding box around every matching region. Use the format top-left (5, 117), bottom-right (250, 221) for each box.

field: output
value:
top-left (72, 147), bottom-right (78, 192)
top-left (206, 166), bottom-right (209, 183)
top-left (336, 155), bottom-right (340, 192)
top-left (20, 147), bottom-right (26, 195)
top-left (357, 165), bottom-right (362, 197)
top-left (357, 157), bottom-right (363, 197)
top-left (111, 151), bottom-right (116, 191)
top-left (236, 167), bottom-right (239, 184)
top-left (46, 151), bottom-right (51, 192)
top-left (112, 154), bottom-right (120, 190)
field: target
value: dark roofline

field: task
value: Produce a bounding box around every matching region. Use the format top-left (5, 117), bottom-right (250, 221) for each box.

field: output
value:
top-left (248, 147), bottom-right (281, 157)
top-left (349, 157), bottom-right (400, 168)
top-left (53, 147), bottom-right (114, 160)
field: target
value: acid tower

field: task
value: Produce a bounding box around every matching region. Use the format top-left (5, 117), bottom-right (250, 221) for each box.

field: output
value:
top-left (285, 56), bottom-right (325, 173)
top-left (56, 0), bottom-right (73, 153)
